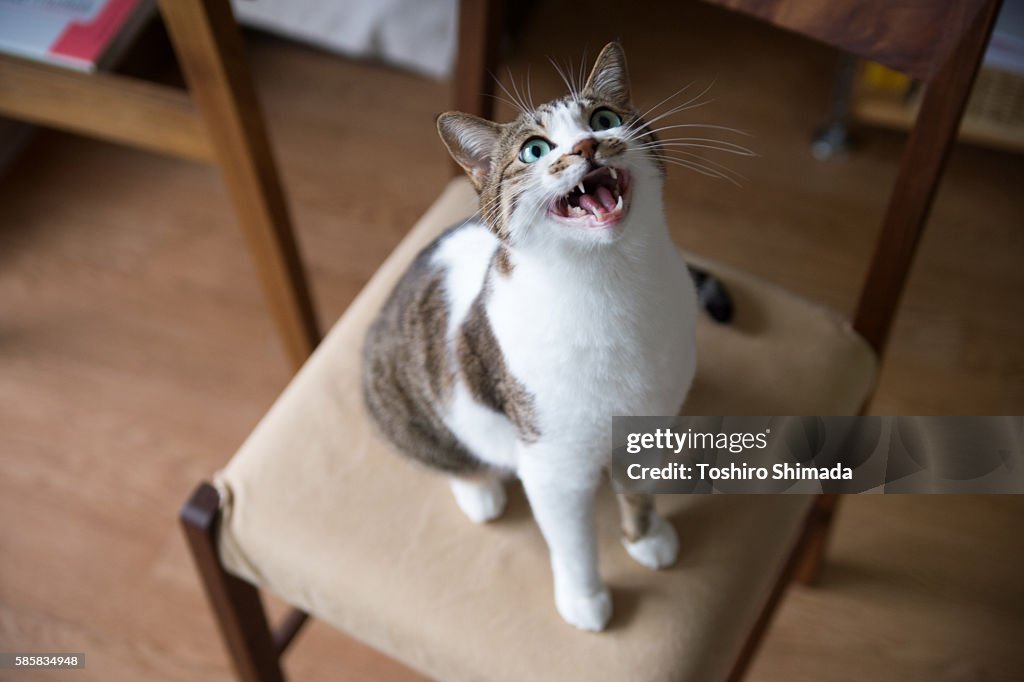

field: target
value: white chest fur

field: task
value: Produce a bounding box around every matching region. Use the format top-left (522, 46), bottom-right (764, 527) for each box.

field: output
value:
top-left (490, 229), bottom-right (696, 453)
top-left (435, 218), bottom-right (697, 470)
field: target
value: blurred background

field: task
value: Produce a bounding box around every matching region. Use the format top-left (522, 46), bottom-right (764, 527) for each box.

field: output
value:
top-left (0, 0), bottom-right (1021, 680)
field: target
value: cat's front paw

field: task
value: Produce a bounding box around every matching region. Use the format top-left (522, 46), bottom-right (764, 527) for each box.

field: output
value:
top-left (449, 477), bottom-right (507, 523)
top-left (623, 514), bottom-right (679, 570)
top-left (555, 585), bottom-right (612, 632)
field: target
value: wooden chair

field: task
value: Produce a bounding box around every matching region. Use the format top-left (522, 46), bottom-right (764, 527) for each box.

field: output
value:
top-left (0, 0), bottom-right (319, 371)
top-left (178, 0), bottom-right (1001, 680)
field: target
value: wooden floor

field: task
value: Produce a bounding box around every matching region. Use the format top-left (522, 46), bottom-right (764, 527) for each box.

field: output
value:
top-left (1, 1), bottom-right (1022, 680)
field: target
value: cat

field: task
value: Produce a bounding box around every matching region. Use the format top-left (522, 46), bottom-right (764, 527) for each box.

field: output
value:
top-left (363, 42), bottom-right (703, 632)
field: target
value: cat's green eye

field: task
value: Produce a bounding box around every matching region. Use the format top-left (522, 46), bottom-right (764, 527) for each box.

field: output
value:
top-left (519, 138), bottom-right (552, 163)
top-left (590, 108), bottom-right (622, 131)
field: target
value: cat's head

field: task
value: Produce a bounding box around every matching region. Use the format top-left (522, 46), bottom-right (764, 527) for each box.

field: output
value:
top-left (437, 42), bottom-right (663, 248)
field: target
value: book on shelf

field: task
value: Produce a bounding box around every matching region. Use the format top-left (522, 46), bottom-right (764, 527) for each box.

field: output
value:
top-left (0, 0), bottom-right (154, 72)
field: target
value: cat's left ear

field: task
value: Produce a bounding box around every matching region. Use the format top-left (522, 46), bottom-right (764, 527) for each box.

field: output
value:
top-left (437, 112), bottom-right (503, 192)
top-left (583, 42), bottom-right (631, 107)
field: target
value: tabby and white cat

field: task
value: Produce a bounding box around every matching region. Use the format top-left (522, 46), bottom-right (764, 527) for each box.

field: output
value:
top-left (363, 42), bottom-right (697, 632)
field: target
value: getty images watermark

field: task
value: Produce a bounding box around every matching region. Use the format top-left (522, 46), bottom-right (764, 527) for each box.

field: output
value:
top-left (611, 416), bottom-right (1024, 494)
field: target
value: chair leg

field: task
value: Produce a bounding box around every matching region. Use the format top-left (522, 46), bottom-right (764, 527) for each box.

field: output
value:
top-left (181, 483), bottom-right (285, 682)
top-left (793, 493), bottom-right (840, 586)
top-left (158, 0), bottom-right (320, 371)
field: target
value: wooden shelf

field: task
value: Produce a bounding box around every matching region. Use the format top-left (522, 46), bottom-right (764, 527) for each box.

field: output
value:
top-left (853, 65), bottom-right (1024, 154)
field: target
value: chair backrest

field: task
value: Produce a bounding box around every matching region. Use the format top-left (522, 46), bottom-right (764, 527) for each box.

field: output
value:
top-left (452, 0), bottom-right (1003, 361)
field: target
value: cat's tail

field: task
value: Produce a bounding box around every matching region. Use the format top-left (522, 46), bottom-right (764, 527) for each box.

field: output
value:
top-left (687, 265), bottom-right (734, 324)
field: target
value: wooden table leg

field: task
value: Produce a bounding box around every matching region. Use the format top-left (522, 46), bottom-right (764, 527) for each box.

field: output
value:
top-left (159, 0), bottom-right (320, 371)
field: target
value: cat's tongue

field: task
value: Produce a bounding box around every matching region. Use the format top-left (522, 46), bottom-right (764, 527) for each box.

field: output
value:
top-left (595, 185), bottom-right (617, 211)
top-left (578, 187), bottom-right (618, 218)
top-left (578, 194), bottom-right (605, 217)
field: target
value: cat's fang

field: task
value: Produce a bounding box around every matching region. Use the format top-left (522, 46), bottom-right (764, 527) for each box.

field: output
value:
top-left (609, 168), bottom-right (618, 180)
top-left (577, 182), bottom-right (586, 195)
top-left (615, 194), bottom-right (623, 210)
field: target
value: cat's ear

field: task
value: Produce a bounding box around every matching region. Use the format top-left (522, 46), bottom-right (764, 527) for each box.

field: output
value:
top-left (437, 112), bottom-right (503, 191)
top-left (583, 42), bottom-right (630, 107)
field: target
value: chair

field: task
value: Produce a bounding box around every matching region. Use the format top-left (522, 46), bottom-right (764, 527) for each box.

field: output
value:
top-left (179, 0), bottom-right (1001, 679)
top-left (0, 0), bottom-right (320, 370)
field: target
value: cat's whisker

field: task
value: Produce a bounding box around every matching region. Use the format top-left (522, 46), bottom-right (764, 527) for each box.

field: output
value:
top-left (525, 65), bottom-right (536, 111)
top-left (484, 92), bottom-right (531, 116)
top-left (568, 56), bottom-right (582, 100)
top-left (626, 97), bottom-right (716, 137)
top-left (621, 102), bottom-right (717, 145)
top-left (507, 66), bottom-right (532, 115)
top-left (629, 81), bottom-right (696, 127)
top-left (624, 81), bottom-right (712, 136)
top-left (487, 187), bottom-right (526, 226)
top-left (633, 139), bottom-right (757, 157)
top-left (476, 193), bottom-right (505, 228)
top-left (657, 157), bottom-right (743, 186)
top-left (571, 53), bottom-right (585, 99)
top-left (476, 201), bottom-right (495, 221)
top-left (648, 149), bottom-right (741, 181)
top-left (643, 122), bottom-right (753, 138)
top-left (632, 133), bottom-right (756, 152)
top-left (548, 57), bottom-right (576, 101)
top-left (657, 151), bottom-right (746, 182)
top-left (480, 201), bottom-right (504, 229)
top-left (639, 135), bottom-right (749, 143)
top-left (576, 48), bottom-right (589, 96)
top-left (620, 145), bottom-right (744, 186)
top-left (490, 71), bottom-right (530, 116)
top-left (621, 81), bottom-right (715, 140)
top-left (548, 57), bottom-right (567, 98)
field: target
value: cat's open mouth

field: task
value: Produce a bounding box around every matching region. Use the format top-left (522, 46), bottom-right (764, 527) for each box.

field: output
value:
top-left (548, 166), bottom-right (630, 228)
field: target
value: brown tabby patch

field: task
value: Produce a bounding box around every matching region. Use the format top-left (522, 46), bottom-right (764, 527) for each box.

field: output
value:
top-left (456, 291), bottom-right (540, 444)
top-left (362, 228), bottom-right (482, 474)
top-left (494, 247), bottom-right (514, 276)
top-left (364, 224), bottom-right (541, 473)
top-left (617, 493), bottom-right (655, 542)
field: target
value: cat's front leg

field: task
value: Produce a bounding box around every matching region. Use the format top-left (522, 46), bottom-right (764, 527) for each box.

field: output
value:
top-left (518, 455), bottom-right (611, 632)
top-left (616, 493), bottom-right (679, 569)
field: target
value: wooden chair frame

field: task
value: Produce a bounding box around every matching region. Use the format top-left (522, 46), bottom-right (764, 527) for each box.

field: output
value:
top-left (0, 0), bottom-right (320, 371)
top-left (177, 0), bottom-right (1002, 679)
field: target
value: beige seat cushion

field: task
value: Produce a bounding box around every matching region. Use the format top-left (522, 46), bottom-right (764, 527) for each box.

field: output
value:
top-left (215, 178), bottom-right (876, 682)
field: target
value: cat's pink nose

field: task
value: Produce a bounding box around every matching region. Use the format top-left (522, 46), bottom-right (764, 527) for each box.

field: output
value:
top-left (572, 137), bottom-right (598, 159)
